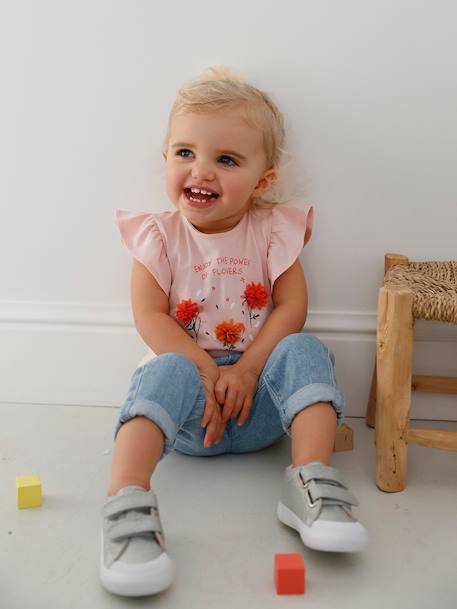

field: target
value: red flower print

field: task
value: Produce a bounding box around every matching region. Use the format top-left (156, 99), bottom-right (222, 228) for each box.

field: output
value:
top-left (215, 319), bottom-right (245, 351)
top-left (241, 282), bottom-right (269, 327)
top-left (175, 299), bottom-right (202, 339)
top-left (176, 299), bottom-right (200, 324)
top-left (243, 282), bottom-right (269, 309)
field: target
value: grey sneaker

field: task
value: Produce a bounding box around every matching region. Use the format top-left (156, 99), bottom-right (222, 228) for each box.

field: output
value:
top-left (277, 462), bottom-right (368, 552)
top-left (100, 486), bottom-right (174, 596)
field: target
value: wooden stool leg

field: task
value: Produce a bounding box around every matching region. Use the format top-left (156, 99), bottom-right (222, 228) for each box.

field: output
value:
top-left (366, 361), bottom-right (377, 428)
top-left (366, 253), bottom-right (410, 429)
top-left (375, 287), bottom-right (414, 492)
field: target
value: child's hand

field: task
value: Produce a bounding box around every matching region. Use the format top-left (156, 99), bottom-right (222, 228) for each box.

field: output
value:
top-left (214, 362), bottom-right (259, 426)
top-left (199, 367), bottom-right (226, 449)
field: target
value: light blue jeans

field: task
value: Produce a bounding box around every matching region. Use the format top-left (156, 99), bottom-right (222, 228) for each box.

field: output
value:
top-left (114, 333), bottom-right (344, 459)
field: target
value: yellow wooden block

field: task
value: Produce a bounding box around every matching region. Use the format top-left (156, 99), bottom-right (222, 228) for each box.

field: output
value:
top-left (333, 423), bottom-right (354, 452)
top-left (16, 475), bottom-right (42, 509)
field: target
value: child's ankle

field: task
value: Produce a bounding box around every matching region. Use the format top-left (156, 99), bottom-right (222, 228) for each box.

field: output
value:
top-left (289, 458), bottom-right (329, 468)
top-left (107, 479), bottom-right (150, 497)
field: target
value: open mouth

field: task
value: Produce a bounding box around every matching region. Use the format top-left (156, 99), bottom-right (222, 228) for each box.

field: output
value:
top-left (184, 187), bottom-right (219, 205)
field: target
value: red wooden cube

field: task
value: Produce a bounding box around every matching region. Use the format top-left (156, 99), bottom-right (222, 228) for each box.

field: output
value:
top-left (274, 553), bottom-right (305, 595)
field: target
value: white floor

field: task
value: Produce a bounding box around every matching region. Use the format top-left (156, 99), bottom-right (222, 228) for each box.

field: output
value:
top-left (1, 404), bottom-right (457, 609)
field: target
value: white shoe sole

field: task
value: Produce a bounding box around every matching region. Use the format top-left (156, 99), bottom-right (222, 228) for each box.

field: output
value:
top-left (100, 531), bottom-right (174, 597)
top-left (277, 502), bottom-right (368, 553)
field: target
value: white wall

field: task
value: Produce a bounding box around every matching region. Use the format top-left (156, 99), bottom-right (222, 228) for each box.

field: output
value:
top-left (1, 1), bottom-right (457, 418)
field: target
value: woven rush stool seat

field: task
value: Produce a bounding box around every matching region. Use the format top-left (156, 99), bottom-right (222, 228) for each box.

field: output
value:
top-left (384, 260), bottom-right (457, 324)
top-left (366, 253), bottom-right (457, 492)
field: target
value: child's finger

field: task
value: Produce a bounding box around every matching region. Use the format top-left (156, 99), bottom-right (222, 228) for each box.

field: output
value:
top-left (222, 387), bottom-right (239, 421)
top-left (214, 420), bottom-right (226, 444)
top-left (227, 393), bottom-right (244, 422)
top-left (237, 397), bottom-right (253, 426)
top-left (222, 402), bottom-right (234, 422)
top-left (200, 391), bottom-right (216, 428)
top-left (204, 415), bottom-right (219, 448)
top-left (200, 405), bottom-right (211, 428)
top-left (214, 377), bottom-right (227, 405)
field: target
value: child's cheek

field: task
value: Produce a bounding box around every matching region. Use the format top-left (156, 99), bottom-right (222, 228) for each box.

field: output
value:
top-left (223, 176), bottom-right (242, 198)
top-left (166, 163), bottom-right (183, 196)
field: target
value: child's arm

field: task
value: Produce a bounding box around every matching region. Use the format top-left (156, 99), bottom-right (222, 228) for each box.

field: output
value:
top-left (214, 259), bottom-right (307, 425)
top-left (131, 259), bottom-right (224, 447)
top-left (237, 259), bottom-right (308, 376)
top-left (131, 259), bottom-right (217, 374)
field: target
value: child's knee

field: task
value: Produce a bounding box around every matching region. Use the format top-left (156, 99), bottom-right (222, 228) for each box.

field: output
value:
top-left (270, 334), bottom-right (334, 373)
top-left (278, 333), bottom-right (330, 358)
top-left (143, 352), bottom-right (201, 381)
top-left (115, 353), bottom-right (206, 453)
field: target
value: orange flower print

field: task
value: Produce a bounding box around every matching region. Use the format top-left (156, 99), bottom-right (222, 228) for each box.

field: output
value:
top-left (175, 298), bottom-right (202, 339)
top-left (241, 282), bottom-right (269, 328)
top-left (215, 319), bottom-right (245, 352)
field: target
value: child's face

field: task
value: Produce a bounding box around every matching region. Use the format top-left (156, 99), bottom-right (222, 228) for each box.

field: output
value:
top-left (164, 110), bottom-right (276, 234)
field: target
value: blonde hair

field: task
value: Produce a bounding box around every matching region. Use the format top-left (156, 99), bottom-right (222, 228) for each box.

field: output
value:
top-left (164, 66), bottom-right (287, 210)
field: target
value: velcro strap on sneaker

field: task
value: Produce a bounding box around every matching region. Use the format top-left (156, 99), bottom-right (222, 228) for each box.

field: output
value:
top-left (108, 513), bottom-right (162, 542)
top-left (298, 463), bottom-right (349, 489)
top-left (103, 493), bottom-right (158, 519)
top-left (306, 481), bottom-right (359, 507)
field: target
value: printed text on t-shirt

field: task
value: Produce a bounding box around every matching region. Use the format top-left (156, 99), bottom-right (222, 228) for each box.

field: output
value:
top-left (193, 257), bottom-right (251, 280)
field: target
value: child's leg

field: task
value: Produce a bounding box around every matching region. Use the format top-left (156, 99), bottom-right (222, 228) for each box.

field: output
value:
top-left (107, 352), bottom-right (217, 496)
top-left (248, 333), bottom-right (343, 461)
top-left (101, 416), bottom-right (174, 596)
top-left (290, 402), bottom-right (337, 467)
top-left (229, 336), bottom-right (342, 457)
top-left (254, 334), bottom-right (367, 552)
top-left (107, 416), bottom-right (164, 496)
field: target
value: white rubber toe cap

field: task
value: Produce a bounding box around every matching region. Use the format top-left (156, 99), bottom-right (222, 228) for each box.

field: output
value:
top-left (277, 502), bottom-right (368, 553)
top-left (100, 534), bottom-right (174, 597)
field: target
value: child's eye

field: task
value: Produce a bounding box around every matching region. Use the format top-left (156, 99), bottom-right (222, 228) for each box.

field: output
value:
top-left (176, 149), bottom-right (194, 158)
top-left (218, 155), bottom-right (237, 167)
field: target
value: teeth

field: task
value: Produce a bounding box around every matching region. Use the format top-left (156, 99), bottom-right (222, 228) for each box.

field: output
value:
top-left (190, 188), bottom-right (215, 195)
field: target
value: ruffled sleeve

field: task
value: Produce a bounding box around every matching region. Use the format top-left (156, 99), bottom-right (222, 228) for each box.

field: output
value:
top-left (115, 210), bottom-right (171, 296)
top-left (267, 205), bottom-right (314, 288)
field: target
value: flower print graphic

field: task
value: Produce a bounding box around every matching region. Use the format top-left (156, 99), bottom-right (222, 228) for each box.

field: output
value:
top-left (175, 298), bottom-right (202, 340)
top-left (241, 282), bottom-right (269, 328)
top-left (215, 319), bottom-right (245, 352)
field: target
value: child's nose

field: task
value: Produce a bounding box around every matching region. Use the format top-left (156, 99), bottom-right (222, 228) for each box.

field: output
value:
top-left (191, 160), bottom-right (215, 182)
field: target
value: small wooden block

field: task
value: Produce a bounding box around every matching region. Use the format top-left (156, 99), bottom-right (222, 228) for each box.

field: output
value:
top-left (274, 553), bottom-right (305, 595)
top-left (16, 475), bottom-right (42, 509)
top-left (333, 423), bottom-right (354, 452)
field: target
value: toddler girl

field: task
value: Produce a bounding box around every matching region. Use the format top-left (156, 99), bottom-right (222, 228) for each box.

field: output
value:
top-left (100, 67), bottom-right (368, 597)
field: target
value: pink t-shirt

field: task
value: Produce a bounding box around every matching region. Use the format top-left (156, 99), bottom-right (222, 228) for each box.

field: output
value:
top-left (116, 204), bottom-right (313, 367)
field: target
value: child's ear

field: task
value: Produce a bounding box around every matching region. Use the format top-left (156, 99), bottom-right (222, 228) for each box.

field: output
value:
top-left (162, 150), bottom-right (168, 160)
top-left (253, 167), bottom-right (277, 196)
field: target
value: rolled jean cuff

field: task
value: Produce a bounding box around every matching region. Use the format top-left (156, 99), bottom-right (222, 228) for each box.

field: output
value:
top-left (280, 383), bottom-right (345, 434)
top-left (114, 399), bottom-right (178, 460)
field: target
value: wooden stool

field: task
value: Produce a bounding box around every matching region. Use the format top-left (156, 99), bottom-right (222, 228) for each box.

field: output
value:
top-left (366, 253), bottom-right (457, 492)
